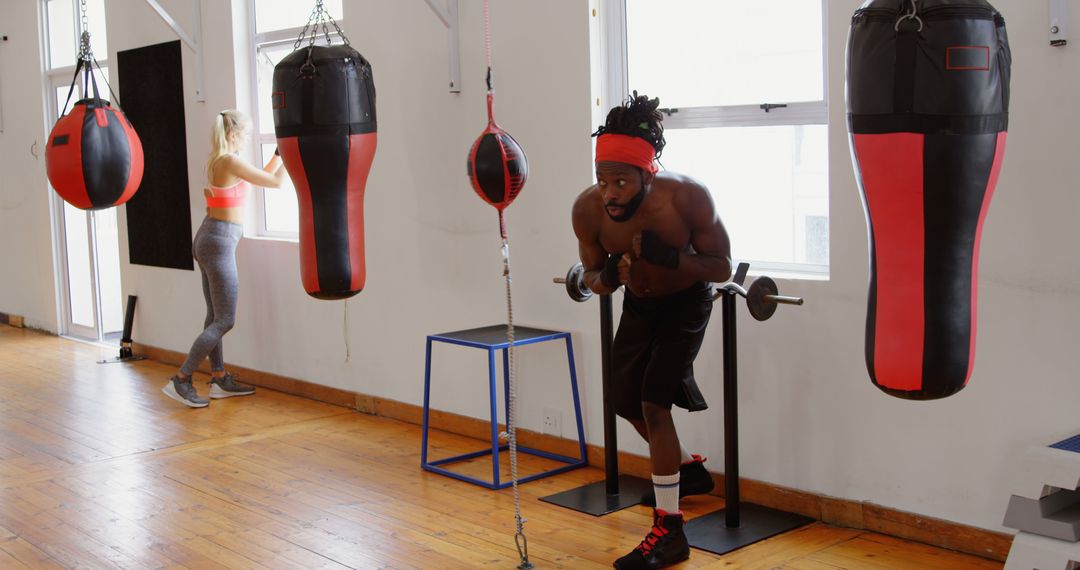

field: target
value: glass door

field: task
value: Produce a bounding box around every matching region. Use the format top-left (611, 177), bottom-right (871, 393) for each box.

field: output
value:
top-left (45, 0), bottom-right (123, 343)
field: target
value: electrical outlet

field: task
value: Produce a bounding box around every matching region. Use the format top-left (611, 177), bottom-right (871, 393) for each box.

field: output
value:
top-left (542, 408), bottom-right (562, 437)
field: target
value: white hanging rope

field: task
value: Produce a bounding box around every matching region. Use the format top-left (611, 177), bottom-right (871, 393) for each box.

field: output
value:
top-left (487, 0), bottom-right (530, 564)
top-left (343, 299), bottom-right (351, 363)
top-left (500, 237), bottom-right (531, 569)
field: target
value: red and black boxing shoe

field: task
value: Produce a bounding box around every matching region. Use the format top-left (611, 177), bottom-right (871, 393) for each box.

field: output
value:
top-left (613, 509), bottom-right (690, 570)
top-left (640, 455), bottom-right (715, 507)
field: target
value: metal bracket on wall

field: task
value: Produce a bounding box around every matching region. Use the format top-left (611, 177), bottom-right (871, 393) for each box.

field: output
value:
top-left (423, 0), bottom-right (461, 93)
top-left (1050, 0), bottom-right (1069, 47)
top-left (143, 0), bottom-right (205, 101)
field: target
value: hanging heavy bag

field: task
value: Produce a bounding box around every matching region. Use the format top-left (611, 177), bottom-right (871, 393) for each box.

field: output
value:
top-left (46, 56), bottom-right (144, 211)
top-left (847, 0), bottom-right (1011, 400)
top-left (273, 22), bottom-right (377, 300)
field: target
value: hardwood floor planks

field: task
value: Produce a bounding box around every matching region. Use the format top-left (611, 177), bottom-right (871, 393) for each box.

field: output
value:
top-left (0, 327), bottom-right (1005, 569)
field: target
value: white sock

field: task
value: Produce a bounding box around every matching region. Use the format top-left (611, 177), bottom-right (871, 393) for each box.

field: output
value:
top-left (680, 445), bottom-right (693, 464)
top-left (652, 472), bottom-right (680, 513)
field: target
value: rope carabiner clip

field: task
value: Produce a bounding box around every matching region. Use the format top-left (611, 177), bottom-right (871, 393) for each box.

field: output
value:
top-left (514, 532), bottom-right (533, 570)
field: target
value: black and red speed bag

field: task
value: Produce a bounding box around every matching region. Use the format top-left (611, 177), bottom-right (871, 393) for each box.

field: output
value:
top-left (273, 45), bottom-right (377, 300)
top-left (847, 0), bottom-right (1011, 400)
top-left (467, 96), bottom-right (528, 212)
top-left (45, 98), bottom-right (144, 211)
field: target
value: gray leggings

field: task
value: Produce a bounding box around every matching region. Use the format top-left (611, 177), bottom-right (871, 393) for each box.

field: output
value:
top-left (180, 217), bottom-right (242, 376)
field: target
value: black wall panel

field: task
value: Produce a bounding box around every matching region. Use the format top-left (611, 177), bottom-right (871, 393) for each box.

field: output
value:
top-left (118, 40), bottom-right (193, 270)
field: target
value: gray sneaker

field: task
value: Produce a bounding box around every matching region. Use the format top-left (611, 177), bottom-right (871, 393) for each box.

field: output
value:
top-left (162, 376), bottom-right (209, 408)
top-left (209, 372), bottom-right (255, 399)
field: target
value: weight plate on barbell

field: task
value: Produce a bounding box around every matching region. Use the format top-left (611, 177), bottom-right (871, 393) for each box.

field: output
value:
top-left (566, 263), bottom-right (593, 302)
top-left (747, 276), bottom-right (778, 321)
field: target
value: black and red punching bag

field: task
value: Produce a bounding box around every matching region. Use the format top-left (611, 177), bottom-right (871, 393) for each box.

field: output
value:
top-left (466, 1), bottom-right (527, 239)
top-left (273, 43), bottom-right (376, 300)
top-left (467, 93), bottom-right (528, 231)
top-left (46, 59), bottom-right (143, 211)
top-left (847, 0), bottom-right (1011, 400)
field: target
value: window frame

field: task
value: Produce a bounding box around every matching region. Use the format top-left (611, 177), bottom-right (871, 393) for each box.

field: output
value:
top-left (44, 0), bottom-right (110, 92)
top-left (41, 0), bottom-right (118, 340)
top-left (247, 10), bottom-right (301, 239)
top-left (603, 0), bottom-right (831, 277)
top-left (246, 1), bottom-right (347, 240)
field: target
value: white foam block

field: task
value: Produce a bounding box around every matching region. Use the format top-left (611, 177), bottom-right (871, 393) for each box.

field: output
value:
top-left (1004, 531), bottom-right (1080, 570)
top-left (1010, 436), bottom-right (1080, 500)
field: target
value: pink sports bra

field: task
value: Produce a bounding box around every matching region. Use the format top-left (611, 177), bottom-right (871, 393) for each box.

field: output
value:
top-left (206, 179), bottom-right (250, 209)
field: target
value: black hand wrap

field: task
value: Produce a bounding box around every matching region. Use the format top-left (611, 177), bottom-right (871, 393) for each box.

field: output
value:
top-left (640, 230), bottom-right (680, 269)
top-left (600, 253), bottom-right (622, 288)
top-left (274, 147), bottom-right (281, 156)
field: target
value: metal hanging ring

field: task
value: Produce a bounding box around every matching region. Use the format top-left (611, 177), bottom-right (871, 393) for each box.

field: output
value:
top-left (894, 13), bottom-right (924, 32)
top-left (895, 0), bottom-right (922, 32)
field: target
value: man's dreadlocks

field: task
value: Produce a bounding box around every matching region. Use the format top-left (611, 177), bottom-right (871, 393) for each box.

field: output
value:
top-left (592, 91), bottom-right (665, 159)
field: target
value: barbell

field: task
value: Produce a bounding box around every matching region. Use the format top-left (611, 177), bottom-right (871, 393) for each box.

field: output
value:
top-left (554, 262), bottom-right (803, 320)
top-left (716, 276), bottom-right (804, 321)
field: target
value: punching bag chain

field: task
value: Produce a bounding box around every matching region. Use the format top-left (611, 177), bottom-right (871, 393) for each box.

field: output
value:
top-left (294, 0), bottom-right (351, 49)
top-left (61, 0), bottom-right (120, 116)
top-left (77, 0), bottom-right (93, 62)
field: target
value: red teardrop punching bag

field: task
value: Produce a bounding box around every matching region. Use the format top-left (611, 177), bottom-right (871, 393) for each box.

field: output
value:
top-left (847, 0), bottom-right (1011, 400)
top-left (467, 93), bottom-right (528, 232)
top-left (46, 60), bottom-right (144, 211)
top-left (466, 0), bottom-right (527, 240)
top-left (273, 43), bottom-right (377, 300)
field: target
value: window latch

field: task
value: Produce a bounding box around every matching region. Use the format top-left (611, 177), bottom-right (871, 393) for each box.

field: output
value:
top-left (760, 103), bottom-right (788, 113)
top-left (659, 108), bottom-right (679, 117)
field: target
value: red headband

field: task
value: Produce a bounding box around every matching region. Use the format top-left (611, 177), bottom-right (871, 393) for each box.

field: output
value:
top-left (595, 134), bottom-right (658, 173)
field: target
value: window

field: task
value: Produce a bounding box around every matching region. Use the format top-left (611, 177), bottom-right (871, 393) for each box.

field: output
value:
top-left (43, 0), bottom-right (125, 341)
top-left (47, 0), bottom-right (107, 69)
top-left (249, 0), bottom-right (344, 237)
top-left (610, 0), bottom-right (829, 275)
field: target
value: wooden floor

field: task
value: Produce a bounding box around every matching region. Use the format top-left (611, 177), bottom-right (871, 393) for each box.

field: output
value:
top-left (0, 326), bottom-right (1003, 569)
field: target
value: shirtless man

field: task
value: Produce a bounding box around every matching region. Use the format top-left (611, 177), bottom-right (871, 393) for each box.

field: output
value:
top-left (572, 93), bottom-right (732, 570)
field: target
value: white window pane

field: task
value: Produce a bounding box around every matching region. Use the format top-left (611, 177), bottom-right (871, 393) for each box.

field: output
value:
top-left (93, 208), bottom-right (124, 335)
top-left (63, 202), bottom-right (95, 328)
top-left (254, 0), bottom-right (343, 34)
top-left (256, 43), bottom-right (297, 134)
top-left (76, 65), bottom-right (111, 101)
top-left (261, 143), bottom-right (299, 234)
top-left (85, 0), bottom-right (107, 61)
top-left (92, 65), bottom-right (112, 101)
top-left (56, 86), bottom-right (69, 118)
top-left (48, 0), bottom-right (76, 69)
top-left (55, 66), bottom-right (112, 116)
top-left (660, 125), bottom-right (829, 266)
top-left (626, 0), bottom-right (824, 108)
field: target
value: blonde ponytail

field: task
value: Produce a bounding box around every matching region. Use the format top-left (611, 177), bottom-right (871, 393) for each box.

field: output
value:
top-left (206, 110), bottom-right (251, 181)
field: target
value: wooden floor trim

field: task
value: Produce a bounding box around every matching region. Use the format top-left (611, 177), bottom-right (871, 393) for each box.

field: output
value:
top-left (134, 340), bottom-right (1012, 561)
top-left (0, 312), bottom-right (25, 328)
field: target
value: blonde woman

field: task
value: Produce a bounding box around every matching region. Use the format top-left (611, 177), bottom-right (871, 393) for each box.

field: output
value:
top-left (163, 110), bottom-right (286, 408)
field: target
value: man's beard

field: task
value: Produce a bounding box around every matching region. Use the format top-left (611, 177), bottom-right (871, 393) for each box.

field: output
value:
top-left (606, 188), bottom-right (645, 222)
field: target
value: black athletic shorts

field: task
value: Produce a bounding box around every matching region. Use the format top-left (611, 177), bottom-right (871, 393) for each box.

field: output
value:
top-left (611, 281), bottom-right (714, 421)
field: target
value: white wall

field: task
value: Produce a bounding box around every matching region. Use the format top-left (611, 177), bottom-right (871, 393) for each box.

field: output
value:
top-left (0, 0), bottom-right (59, 331)
top-left (2, 0), bottom-right (1078, 537)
